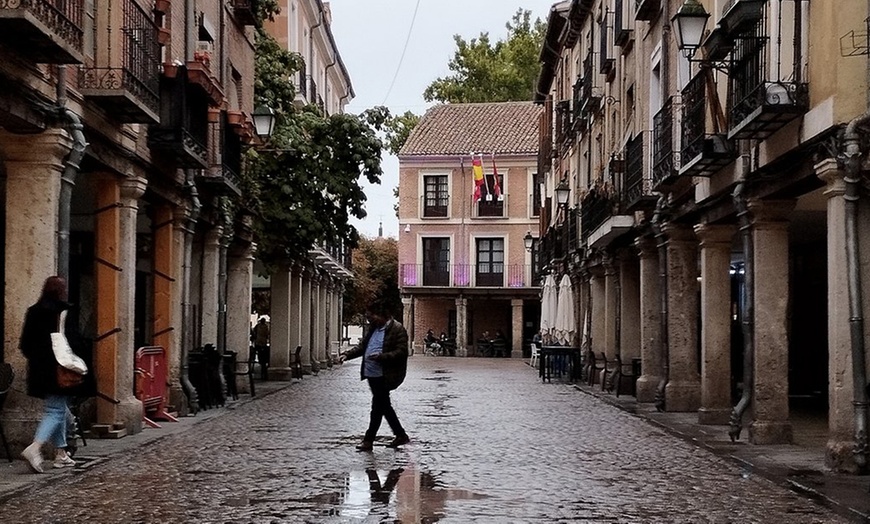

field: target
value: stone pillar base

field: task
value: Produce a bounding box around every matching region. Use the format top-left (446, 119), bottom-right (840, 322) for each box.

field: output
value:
top-left (168, 385), bottom-right (190, 416)
top-left (698, 407), bottom-right (730, 425)
top-left (635, 375), bottom-right (661, 403)
top-left (116, 397), bottom-right (144, 435)
top-left (303, 365), bottom-right (314, 375)
top-left (510, 349), bottom-right (521, 359)
top-left (826, 439), bottom-right (864, 473)
top-left (665, 381), bottom-right (701, 412)
top-left (750, 420), bottom-right (793, 445)
top-left (268, 367), bottom-right (296, 381)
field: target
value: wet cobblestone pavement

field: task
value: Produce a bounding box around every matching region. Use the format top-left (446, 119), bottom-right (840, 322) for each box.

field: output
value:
top-left (0, 358), bottom-right (849, 523)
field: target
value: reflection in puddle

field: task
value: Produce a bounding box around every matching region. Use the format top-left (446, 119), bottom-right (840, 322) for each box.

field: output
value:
top-left (339, 467), bottom-right (487, 522)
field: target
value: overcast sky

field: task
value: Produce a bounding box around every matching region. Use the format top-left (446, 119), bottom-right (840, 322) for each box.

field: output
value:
top-left (327, 0), bottom-right (556, 239)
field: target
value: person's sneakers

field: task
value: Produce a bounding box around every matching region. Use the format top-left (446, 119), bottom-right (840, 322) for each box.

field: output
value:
top-left (20, 443), bottom-right (44, 474)
top-left (53, 453), bottom-right (76, 468)
top-left (355, 440), bottom-right (374, 452)
top-left (386, 434), bottom-right (410, 448)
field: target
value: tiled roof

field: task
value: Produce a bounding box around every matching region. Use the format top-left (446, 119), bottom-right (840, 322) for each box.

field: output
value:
top-left (399, 102), bottom-right (541, 157)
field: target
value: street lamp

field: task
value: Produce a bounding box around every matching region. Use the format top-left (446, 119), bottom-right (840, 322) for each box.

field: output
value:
top-left (554, 178), bottom-right (570, 207)
top-left (252, 105), bottom-right (277, 141)
top-left (523, 231), bottom-right (534, 252)
top-left (672, 0), bottom-right (710, 59)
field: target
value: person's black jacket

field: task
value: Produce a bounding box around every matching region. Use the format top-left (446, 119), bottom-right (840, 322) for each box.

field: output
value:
top-left (19, 298), bottom-right (73, 398)
top-left (344, 319), bottom-right (409, 391)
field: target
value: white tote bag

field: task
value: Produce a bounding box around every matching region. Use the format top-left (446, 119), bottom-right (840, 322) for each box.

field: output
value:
top-left (51, 310), bottom-right (88, 375)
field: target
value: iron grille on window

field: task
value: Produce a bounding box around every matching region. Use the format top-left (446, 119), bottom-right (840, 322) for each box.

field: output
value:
top-left (681, 73), bottom-right (706, 164)
top-left (423, 175), bottom-right (448, 217)
top-left (729, 18), bottom-right (767, 126)
top-left (581, 52), bottom-right (600, 113)
top-left (581, 187), bottom-right (615, 243)
top-left (624, 134), bottom-right (644, 205)
top-left (652, 97), bottom-right (675, 188)
top-left (297, 63), bottom-right (308, 98)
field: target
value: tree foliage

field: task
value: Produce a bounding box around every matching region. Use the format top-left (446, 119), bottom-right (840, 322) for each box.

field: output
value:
top-left (423, 9), bottom-right (546, 104)
top-left (343, 237), bottom-right (401, 325)
top-left (247, 28), bottom-right (384, 274)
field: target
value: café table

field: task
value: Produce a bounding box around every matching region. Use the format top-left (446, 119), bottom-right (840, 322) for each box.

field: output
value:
top-left (539, 346), bottom-right (581, 383)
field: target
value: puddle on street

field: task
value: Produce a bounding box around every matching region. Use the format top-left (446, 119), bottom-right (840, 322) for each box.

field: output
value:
top-left (230, 467), bottom-right (487, 521)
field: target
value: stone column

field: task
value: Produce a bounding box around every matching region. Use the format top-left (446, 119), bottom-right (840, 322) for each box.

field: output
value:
top-left (663, 224), bottom-right (701, 412)
top-left (2, 129), bottom-right (70, 445)
top-left (749, 200), bottom-right (795, 445)
top-left (319, 279), bottom-right (328, 364)
top-left (511, 299), bottom-right (523, 358)
top-left (156, 205), bottom-right (180, 409)
top-left (619, 250), bottom-right (641, 362)
top-left (455, 297), bottom-right (468, 356)
top-left (199, 226), bottom-right (222, 346)
top-left (227, 244), bottom-right (254, 392)
top-left (312, 276), bottom-right (323, 366)
top-left (402, 296), bottom-right (414, 354)
top-left (269, 268), bottom-right (293, 379)
top-left (695, 224), bottom-right (735, 425)
top-left (635, 236), bottom-right (662, 403)
top-left (301, 273), bottom-right (313, 372)
top-left (603, 256), bottom-right (619, 361)
top-left (117, 176), bottom-right (147, 433)
top-left (589, 266), bottom-right (605, 355)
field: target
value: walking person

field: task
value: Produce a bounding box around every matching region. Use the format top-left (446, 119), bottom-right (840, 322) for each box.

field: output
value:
top-left (19, 276), bottom-right (79, 473)
top-left (252, 317), bottom-right (270, 380)
top-left (341, 300), bottom-right (410, 451)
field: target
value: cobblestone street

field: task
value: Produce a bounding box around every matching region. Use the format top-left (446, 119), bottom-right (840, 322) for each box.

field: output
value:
top-left (0, 358), bottom-right (848, 523)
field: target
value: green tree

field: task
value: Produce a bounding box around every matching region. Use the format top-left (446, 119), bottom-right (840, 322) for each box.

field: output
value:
top-left (423, 9), bottom-right (546, 104)
top-left (246, 28), bottom-right (384, 274)
top-left (343, 236), bottom-right (401, 325)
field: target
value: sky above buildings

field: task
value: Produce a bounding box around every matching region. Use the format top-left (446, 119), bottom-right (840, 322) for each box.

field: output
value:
top-left (327, 0), bottom-right (556, 239)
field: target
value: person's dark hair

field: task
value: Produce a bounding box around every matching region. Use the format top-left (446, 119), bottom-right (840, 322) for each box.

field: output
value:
top-left (366, 299), bottom-right (391, 317)
top-left (40, 276), bottom-right (67, 302)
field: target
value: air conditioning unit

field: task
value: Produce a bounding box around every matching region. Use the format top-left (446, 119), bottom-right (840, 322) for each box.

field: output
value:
top-left (194, 41), bottom-right (213, 66)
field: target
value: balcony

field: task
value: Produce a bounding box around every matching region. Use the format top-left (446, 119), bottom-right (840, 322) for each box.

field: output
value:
top-left (652, 97), bottom-right (679, 188)
top-left (680, 72), bottom-right (735, 177)
top-left (599, 10), bottom-right (614, 76)
top-left (0, 0), bottom-right (83, 63)
top-left (198, 111), bottom-right (242, 197)
top-left (79, 0), bottom-right (160, 123)
top-left (634, 0), bottom-right (660, 22)
top-left (539, 224), bottom-right (565, 268)
top-left (623, 133), bottom-right (654, 210)
top-left (400, 264), bottom-right (536, 289)
top-left (473, 194), bottom-right (506, 218)
top-left (580, 53), bottom-right (601, 114)
top-left (727, 10), bottom-right (808, 140)
top-left (537, 98), bottom-right (553, 176)
top-left (232, 0), bottom-right (257, 26)
top-left (581, 185), bottom-right (633, 248)
top-left (309, 77), bottom-right (318, 106)
top-left (421, 194), bottom-right (448, 218)
top-left (555, 100), bottom-right (573, 145)
top-left (614, 0), bottom-right (633, 48)
top-left (148, 65), bottom-right (209, 168)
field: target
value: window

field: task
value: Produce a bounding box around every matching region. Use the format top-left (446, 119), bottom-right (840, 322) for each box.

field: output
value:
top-left (476, 238), bottom-right (504, 287)
top-left (531, 172), bottom-right (541, 217)
top-left (422, 238), bottom-right (450, 286)
top-left (477, 174), bottom-right (504, 217)
top-left (423, 175), bottom-right (448, 217)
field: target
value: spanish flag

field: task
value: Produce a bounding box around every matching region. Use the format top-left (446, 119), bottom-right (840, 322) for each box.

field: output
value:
top-left (472, 155), bottom-right (485, 202)
top-left (490, 154), bottom-right (502, 200)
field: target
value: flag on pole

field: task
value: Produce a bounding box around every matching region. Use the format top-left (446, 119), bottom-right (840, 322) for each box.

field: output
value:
top-left (472, 154), bottom-right (485, 202)
top-left (490, 154), bottom-right (502, 200)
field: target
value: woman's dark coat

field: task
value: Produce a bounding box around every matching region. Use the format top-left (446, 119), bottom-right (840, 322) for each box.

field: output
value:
top-left (344, 319), bottom-right (409, 391)
top-left (19, 298), bottom-right (70, 398)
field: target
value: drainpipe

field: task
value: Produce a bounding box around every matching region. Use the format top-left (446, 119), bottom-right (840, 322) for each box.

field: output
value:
top-left (729, 172), bottom-right (754, 441)
top-left (651, 195), bottom-right (669, 412)
top-left (841, 110), bottom-right (870, 468)
top-left (180, 169), bottom-right (201, 413)
top-left (55, 66), bottom-right (88, 281)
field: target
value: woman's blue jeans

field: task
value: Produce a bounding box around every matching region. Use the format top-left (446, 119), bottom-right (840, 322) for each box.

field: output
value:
top-left (34, 395), bottom-right (69, 448)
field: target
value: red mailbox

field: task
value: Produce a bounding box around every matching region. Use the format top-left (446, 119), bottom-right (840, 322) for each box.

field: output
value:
top-left (134, 346), bottom-right (178, 428)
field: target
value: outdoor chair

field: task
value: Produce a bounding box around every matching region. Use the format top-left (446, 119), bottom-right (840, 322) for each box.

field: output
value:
top-left (529, 342), bottom-right (541, 368)
top-left (224, 349), bottom-right (255, 399)
top-left (491, 338), bottom-right (508, 358)
top-left (614, 355), bottom-right (640, 398)
top-left (0, 362), bottom-right (12, 462)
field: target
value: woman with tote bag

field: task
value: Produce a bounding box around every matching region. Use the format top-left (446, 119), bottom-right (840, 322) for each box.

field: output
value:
top-left (18, 276), bottom-right (87, 473)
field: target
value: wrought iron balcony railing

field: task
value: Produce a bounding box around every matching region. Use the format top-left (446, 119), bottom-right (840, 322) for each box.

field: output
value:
top-left (400, 264), bottom-right (536, 289)
top-left (623, 133), bottom-right (648, 208)
top-left (232, 0), bottom-right (257, 26)
top-left (680, 71), bottom-right (734, 177)
top-left (199, 111), bottom-right (242, 197)
top-left (473, 194), bottom-right (507, 218)
top-left (79, 0), bottom-right (160, 123)
top-left (652, 97), bottom-right (678, 189)
top-left (580, 52), bottom-right (601, 113)
top-left (634, 0), bottom-right (660, 22)
top-left (581, 187), bottom-right (618, 243)
top-left (727, 5), bottom-right (809, 140)
top-left (420, 194), bottom-right (449, 218)
top-left (148, 65), bottom-right (209, 168)
top-left (614, 0), bottom-right (633, 47)
top-left (0, 0), bottom-right (84, 63)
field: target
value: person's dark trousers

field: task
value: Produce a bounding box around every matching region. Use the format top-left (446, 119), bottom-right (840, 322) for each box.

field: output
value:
top-left (254, 345), bottom-right (270, 380)
top-left (364, 377), bottom-right (406, 442)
